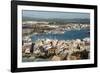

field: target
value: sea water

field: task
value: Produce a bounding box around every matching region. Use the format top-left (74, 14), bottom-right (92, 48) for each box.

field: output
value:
top-left (31, 29), bottom-right (90, 42)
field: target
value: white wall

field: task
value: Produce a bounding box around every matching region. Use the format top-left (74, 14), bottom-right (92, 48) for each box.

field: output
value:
top-left (0, 0), bottom-right (99, 73)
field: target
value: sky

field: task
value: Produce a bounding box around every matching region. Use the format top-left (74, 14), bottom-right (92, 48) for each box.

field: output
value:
top-left (22, 10), bottom-right (90, 19)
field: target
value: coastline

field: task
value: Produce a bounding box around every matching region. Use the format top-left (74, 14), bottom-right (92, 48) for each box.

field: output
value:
top-left (22, 21), bottom-right (90, 62)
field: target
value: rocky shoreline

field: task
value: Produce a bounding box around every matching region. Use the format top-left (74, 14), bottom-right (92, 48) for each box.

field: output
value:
top-left (22, 37), bottom-right (90, 62)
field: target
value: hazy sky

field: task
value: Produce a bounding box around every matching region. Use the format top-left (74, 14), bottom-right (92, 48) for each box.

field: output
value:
top-left (22, 10), bottom-right (90, 19)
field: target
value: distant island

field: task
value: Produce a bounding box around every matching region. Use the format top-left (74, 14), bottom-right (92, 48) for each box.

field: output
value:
top-left (22, 16), bottom-right (90, 24)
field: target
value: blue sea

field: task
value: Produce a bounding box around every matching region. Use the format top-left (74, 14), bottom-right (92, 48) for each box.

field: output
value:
top-left (31, 29), bottom-right (90, 42)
